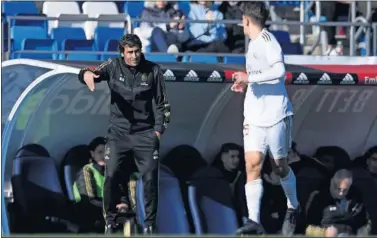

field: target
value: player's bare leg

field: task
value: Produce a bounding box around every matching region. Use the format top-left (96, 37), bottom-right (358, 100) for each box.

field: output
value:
top-left (236, 151), bottom-right (265, 235)
top-left (272, 157), bottom-right (300, 236)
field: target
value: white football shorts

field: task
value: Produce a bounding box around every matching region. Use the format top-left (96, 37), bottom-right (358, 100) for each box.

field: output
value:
top-left (243, 116), bottom-right (293, 159)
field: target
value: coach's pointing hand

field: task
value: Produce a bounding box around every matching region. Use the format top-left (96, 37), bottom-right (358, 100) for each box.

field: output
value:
top-left (83, 71), bottom-right (99, 91)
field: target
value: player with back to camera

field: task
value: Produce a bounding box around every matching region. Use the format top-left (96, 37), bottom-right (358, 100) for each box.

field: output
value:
top-left (231, 2), bottom-right (300, 236)
top-left (77, 34), bottom-right (170, 235)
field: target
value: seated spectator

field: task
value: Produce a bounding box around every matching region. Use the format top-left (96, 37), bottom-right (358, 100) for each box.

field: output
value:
top-left (365, 146), bottom-right (377, 183)
top-left (287, 142), bottom-right (326, 175)
top-left (212, 143), bottom-right (248, 225)
top-left (72, 137), bottom-right (107, 232)
top-left (73, 137), bottom-right (136, 232)
top-left (185, 1), bottom-right (229, 52)
top-left (315, 1), bottom-right (350, 55)
top-left (218, 1), bottom-right (245, 53)
top-left (162, 144), bottom-right (207, 182)
top-left (140, 1), bottom-right (189, 53)
top-left (306, 169), bottom-right (371, 237)
top-left (312, 146), bottom-right (352, 179)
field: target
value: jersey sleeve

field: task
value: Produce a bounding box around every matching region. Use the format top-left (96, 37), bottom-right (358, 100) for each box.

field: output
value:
top-left (247, 35), bottom-right (286, 84)
top-left (265, 39), bottom-right (284, 66)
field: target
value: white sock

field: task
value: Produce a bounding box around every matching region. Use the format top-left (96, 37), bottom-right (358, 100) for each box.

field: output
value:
top-left (280, 167), bottom-right (299, 209)
top-left (245, 179), bottom-right (263, 223)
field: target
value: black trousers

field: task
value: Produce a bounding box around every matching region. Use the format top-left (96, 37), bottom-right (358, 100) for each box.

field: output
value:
top-left (103, 129), bottom-right (160, 227)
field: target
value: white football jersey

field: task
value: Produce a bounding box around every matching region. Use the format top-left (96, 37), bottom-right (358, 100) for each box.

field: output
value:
top-left (244, 28), bottom-right (293, 127)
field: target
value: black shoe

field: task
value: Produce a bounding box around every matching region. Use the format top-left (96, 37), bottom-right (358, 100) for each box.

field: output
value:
top-left (282, 205), bottom-right (300, 236)
top-left (236, 219), bottom-right (265, 235)
top-left (105, 224), bottom-right (116, 235)
top-left (143, 225), bottom-right (156, 234)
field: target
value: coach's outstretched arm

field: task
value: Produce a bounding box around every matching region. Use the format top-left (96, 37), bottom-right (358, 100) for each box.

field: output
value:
top-left (78, 58), bottom-right (113, 91)
top-left (153, 66), bottom-right (171, 136)
top-left (248, 42), bottom-right (286, 83)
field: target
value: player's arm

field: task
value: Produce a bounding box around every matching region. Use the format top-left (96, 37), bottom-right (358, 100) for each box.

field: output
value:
top-left (248, 41), bottom-right (285, 83)
top-left (153, 66), bottom-right (171, 135)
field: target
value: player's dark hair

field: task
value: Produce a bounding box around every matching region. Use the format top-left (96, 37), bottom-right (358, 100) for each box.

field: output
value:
top-left (88, 137), bottom-right (106, 152)
top-left (240, 1), bottom-right (269, 28)
top-left (118, 34), bottom-right (142, 54)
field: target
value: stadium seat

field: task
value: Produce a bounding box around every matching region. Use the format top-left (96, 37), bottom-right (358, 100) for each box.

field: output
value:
top-left (270, 30), bottom-right (291, 44)
top-left (82, 1), bottom-right (119, 39)
top-left (10, 26), bottom-right (48, 52)
top-left (57, 14), bottom-right (88, 36)
top-left (11, 144), bottom-right (76, 233)
top-left (101, 39), bottom-right (118, 61)
top-left (136, 165), bottom-right (191, 234)
top-left (11, 13), bottom-right (48, 31)
top-left (269, 1), bottom-right (301, 7)
top-left (223, 56), bottom-right (245, 65)
top-left (82, 1), bottom-right (119, 16)
top-left (187, 167), bottom-right (239, 235)
top-left (18, 39), bottom-right (58, 60)
top-left (3, 22), bottom-right (9, 52)
top-left (96, 14), bottom-right (127, 29)
top-left (51, 27), bottom-right (86, 50)
top-left (62, 39), bottom-right (98, 61)
top-left (61, 145), bottom-right (91, 201)
top-left (145, 54), bottom-right (177, 63)
top-left (94, 27), bottom-right (124, 51)
top-left (2, 1), bottom-right (38, 19)
top-left (42, 1), bottom-right (81, 34)
top-left (123, 1), bottom-right (145, 18)
top-left (189, 55), bottom-right (218, 64)
top-left (177, 1), bottom-right (191, 16)
top-left (16, 143), bottom-right (50, 157)
top-left (157, 165), bottom-right (191, 234)
top-left (281, 42), bottom-right (303, 55)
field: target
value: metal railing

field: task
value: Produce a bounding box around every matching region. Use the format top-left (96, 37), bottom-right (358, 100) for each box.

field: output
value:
top-left (2, 14), bottom-right (376, 60)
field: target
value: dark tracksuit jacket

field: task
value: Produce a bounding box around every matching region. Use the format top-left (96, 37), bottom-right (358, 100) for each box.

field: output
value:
top-left (306, 185), bottom-right (369, 235)
top-left (78, 54), bottom-right (170, 226)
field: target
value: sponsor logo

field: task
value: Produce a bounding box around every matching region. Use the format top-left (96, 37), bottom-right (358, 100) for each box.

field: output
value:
top-left (163, 69), bottom-right (176, 81)
top-left (365, 76), bottom-right (377, 85)
top-left (318, 73), bottom-right (332, 85)
top-left (48, 89), bottom-right (110, 115)
top-left (294, 73), bottom-right (310, 84)
top-left (183, 70), bottom-right (199, 82)
top-left (207, 70), bottom-right (222, 82)
top-left (340, 73), bottom-right (355, 85)
top-left (247, 69), bottom-right (262, 75)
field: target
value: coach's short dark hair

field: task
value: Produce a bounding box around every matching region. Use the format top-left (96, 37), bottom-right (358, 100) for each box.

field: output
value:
top-left (240, 1), bottom-right (269, 28)
top-left (118, 34), bottom-right (142, 54)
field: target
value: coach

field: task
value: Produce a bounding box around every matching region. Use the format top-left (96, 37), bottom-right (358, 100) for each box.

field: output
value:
top-left (77, 34), bottom-right (170, 234)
